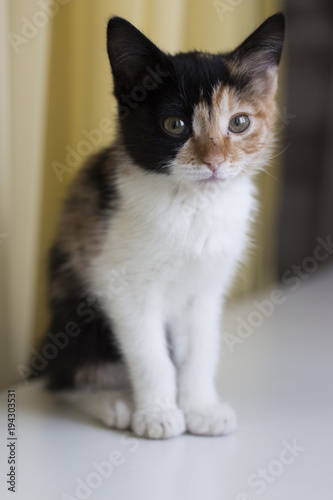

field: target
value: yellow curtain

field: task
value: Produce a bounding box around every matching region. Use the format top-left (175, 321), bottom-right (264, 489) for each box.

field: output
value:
top-left (0, 0), bottom-right (281, 389)
top-left (0, 0), bottom-right (52, 388)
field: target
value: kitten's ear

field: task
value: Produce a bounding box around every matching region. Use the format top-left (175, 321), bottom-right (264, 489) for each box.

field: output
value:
top-left (229, 13), bottom-right (285, 98)
top-left (107, 17), bottom-right (168, 98)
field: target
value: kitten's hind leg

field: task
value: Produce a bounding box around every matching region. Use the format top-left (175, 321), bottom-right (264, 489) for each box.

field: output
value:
top-left (59, 388), bottom-right (133, 430)
top-left (57, 362), bottom-right (133, 430)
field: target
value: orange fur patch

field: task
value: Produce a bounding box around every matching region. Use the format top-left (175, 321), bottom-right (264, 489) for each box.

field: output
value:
top-left (175, 82), bottom-right (277, 169)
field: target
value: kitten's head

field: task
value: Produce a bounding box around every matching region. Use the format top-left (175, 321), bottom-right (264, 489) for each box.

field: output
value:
top-left (107, 14), bottom-right (285, 186)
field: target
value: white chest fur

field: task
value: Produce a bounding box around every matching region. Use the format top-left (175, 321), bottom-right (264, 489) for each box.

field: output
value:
top-left (88, 167), bottom-right (256, 306)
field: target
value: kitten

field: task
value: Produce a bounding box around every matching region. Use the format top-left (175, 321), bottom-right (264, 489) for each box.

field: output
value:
top-left (39, 14), bottom-right (284, 439)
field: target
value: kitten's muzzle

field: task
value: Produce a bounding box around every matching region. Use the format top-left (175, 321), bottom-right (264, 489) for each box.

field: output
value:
top-left (202, 155), bottom-right (225, 173)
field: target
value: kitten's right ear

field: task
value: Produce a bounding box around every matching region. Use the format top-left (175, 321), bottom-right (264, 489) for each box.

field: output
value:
top-left (107, 17), bottom-right (168, 98)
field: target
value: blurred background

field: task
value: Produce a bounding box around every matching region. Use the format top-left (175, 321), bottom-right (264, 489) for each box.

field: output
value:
top-left (0, 0), bottom-right (332, 389)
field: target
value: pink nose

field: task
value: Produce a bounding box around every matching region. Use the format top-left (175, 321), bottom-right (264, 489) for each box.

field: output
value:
top-left (202, 156), bottom-right (224, 173)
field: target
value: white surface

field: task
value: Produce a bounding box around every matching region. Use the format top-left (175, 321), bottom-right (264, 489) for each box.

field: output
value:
top-left (1, 265), bottom-right (333, 500)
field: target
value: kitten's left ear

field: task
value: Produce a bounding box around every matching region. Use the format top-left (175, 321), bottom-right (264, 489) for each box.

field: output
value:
top-left (229, 13), bottom-right (285, 98)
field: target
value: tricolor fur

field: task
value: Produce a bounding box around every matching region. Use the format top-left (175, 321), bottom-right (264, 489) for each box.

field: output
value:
top-left (38, 14), bottom-right (285, 439)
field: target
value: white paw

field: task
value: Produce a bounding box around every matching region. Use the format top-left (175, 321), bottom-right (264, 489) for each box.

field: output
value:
top-left (132, 406), bottom-right (185, 439)
top-left (100, 393), bottom-right (133, 430)
top-left (184, 403), bottom-right (237, 436)
top-left (60, 389), bottom-right (133, 430)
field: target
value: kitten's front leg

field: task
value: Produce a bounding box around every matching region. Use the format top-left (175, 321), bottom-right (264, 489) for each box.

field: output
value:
top-left (171, 295), bottom-right (237, 436)
top-left (109, 301), bottom-right (185, 439)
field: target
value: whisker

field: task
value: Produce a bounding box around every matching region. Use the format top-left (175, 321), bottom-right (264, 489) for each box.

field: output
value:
top-left (261, 168), bottom-right (283, 185)
top-left (266, 140), bottom-right (292, 161)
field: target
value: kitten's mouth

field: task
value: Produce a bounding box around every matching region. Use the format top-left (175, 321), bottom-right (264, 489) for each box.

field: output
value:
top-left (199, 176), bottom-right (219, 183)
top-left (197, 172), bottom-right (229, 183)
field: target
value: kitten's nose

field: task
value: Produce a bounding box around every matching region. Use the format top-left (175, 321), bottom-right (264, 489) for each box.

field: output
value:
top-left (202, 156), bottom-right (224, 173)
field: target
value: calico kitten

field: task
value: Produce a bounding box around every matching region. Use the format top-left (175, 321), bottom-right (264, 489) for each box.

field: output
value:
top-left (39, 14), bottom-right (285, 439)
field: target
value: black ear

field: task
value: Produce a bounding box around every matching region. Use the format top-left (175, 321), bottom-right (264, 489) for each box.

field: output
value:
top-left (106, 17), bottom-right (168, 98)
top-left (229, 13), bottom-right (285, 96)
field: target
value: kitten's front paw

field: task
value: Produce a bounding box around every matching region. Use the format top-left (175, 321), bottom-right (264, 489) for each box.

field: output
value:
top-left (184, 403), bottom-right (237, 436)
top-left (132, 405), bottom-right (185, 439)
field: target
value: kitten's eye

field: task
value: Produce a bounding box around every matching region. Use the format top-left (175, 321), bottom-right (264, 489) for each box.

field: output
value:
top-left (228, 114), bottom-right (250, 134)
top-left (162, 117), bottom-right (187, 136)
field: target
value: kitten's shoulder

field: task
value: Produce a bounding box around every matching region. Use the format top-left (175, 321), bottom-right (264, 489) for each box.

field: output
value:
top-left (65, 146), bottom-right (118, 216)
top-left (54, 146), bottom-right (119, 264)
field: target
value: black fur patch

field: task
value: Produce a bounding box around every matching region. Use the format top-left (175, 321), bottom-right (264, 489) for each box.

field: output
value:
top-left (35, 292), bottom-right (123, 390)
top-left (35, 149), bottom-right (123, 390)
top-left (49, 246), bottom-right (70, 281)
top-left (86, 148), bottom-right (116, 213)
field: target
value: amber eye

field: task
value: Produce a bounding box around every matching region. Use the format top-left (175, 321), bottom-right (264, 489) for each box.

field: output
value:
top-left (162, 117), bottom-right (187, 136)
top-left (228, 114), bottom-right (251, 134)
